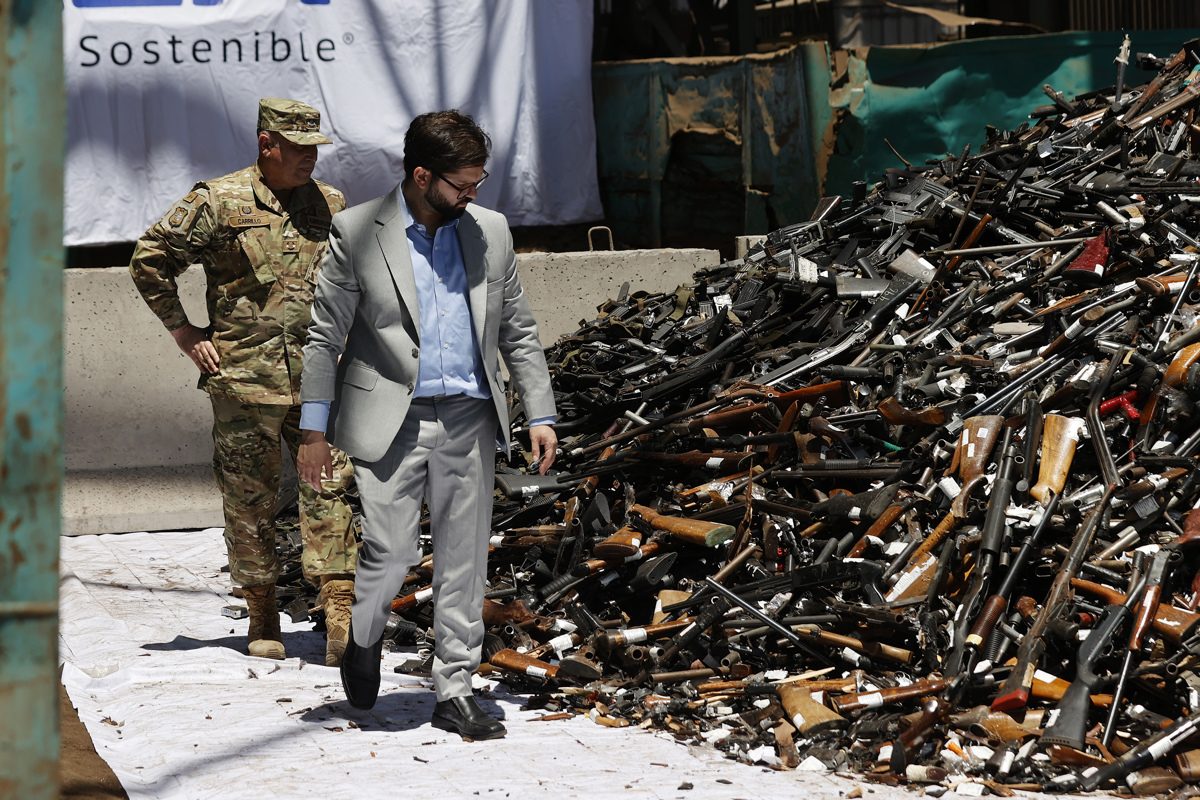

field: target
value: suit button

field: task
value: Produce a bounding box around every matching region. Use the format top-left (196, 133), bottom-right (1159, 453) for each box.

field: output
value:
top-left (407, 382), bottom-right (414, 393)
top-left (411, 348), bottom-right (419, 358)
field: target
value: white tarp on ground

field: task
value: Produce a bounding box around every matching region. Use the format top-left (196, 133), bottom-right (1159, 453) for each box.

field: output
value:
top-left (59, 528), bottom-right (911, 800)
top-left (64, 0), bottom-right (603, 246)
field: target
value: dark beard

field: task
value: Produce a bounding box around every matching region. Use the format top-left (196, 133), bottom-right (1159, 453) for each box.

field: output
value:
top-left (425, 185), bottom-right (467, 221)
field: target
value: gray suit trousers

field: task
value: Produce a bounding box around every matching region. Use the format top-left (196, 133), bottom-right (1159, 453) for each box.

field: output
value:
top-left (350, 395), bottom-right (497, 701)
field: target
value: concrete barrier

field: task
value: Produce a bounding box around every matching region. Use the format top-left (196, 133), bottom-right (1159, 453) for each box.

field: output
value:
top-left (64, 247), bottom-right (719, 534)
top-left (735, 235), bottom-right (767, 259)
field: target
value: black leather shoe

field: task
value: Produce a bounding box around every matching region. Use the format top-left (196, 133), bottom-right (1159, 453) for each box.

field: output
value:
top-left (431, 695), bottom-right (506, 740)
top-left (340, 622), bottom-right (383, 710)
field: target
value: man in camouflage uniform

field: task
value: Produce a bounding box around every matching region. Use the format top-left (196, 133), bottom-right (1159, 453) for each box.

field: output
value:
top-left (129, 98), bottom-right (358, 665)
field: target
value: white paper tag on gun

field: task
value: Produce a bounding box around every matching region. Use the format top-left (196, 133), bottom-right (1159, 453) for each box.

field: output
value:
top-left (790, 253), bottom-right (820, 283)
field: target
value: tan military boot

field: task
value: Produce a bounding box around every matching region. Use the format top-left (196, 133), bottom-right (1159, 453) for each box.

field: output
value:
top-left (319, 576), bottom-right (355, 667)
top-left (242, 583), bottom-right (286, 660)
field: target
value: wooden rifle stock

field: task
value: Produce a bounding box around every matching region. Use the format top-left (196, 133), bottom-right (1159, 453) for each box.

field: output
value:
top-left (948, 415), bottom-right (1004, 481)
top-left (768, 400), bottom-right (802, 463)
top-left (1030, 414), bottom-right (1085, 503)
top-left (779, 685), bottom-right (847, 735)
top-left (949, 707), bottom-right (1040, 742)
top-left (630, 504), bottom-right (735, 548)
top-left (1072, 578), bottom-right (1200, 645)
top-left (832, 678), bottom-right (946, 713)
top-left (489, 649), bottom-right (560, 680)
top-left (592, 525), bottom-right (646, 560)
top-left (793, 625), bottom-right (914, 665)
top-left (595, 618), bottom-right (694, 653)
top-left (887, 474), bottom-right (985, 601)
top-left (679, 382), bottom-right (847, 432)
top-left (877, 396), bottom-right (946, 427)
top-left (391, 585), bottom-right (434, 613)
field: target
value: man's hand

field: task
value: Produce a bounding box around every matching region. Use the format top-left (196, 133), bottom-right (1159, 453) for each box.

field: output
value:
top-left (529, 424), bottom-right (558, 475)
top-left (298, 430), bottom-right (334, 490)
top-left (171, 323), bottom-right (219, 374)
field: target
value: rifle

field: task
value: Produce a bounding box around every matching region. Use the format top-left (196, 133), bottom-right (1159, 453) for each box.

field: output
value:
top-left (992, 483), bottom-right (1116, 711)
top-left (594, 618), bottom-right (695, 654)
top-left (792, 625), bottom-right (914, 666)
top-left (1102, 549), bottom-right (1176, 747)
top-left (672, 381), bottom-right (848, 432)
top-left (701, 577), bottom-right (835, 668)
top-left (489, 648), bottom-right (561, 681)
top-left (1071, 577), bottom-right (1200, 645)
top-left (762, 271), bottom-right (922, 387)
top-left (1039, 568), bottom-right (1146, 750)
top-left (832, 677), bottom-right (947, 713)
top-left (1080, 714), bottom-right (1200, 791)
top-left (887, 415), bottom-right (1003, 601)
top-left (1086, 349), bottom-right (1126, 488)
top-left (592, 525), bottom-right (647, 560)
top-left (945, 426), bottom-right (1019, 675)
top-left (628, 504), bottom-right (736, 548)
top-left (963, 493), bottom-right (1063, 680)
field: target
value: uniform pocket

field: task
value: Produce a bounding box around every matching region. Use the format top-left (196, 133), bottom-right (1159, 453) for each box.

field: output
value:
top-left (238, 227), bottom-right (279, 286)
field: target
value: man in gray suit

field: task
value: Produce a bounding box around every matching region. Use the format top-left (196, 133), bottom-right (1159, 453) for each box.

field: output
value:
top-left (296, 110), bottom-right (557, 740)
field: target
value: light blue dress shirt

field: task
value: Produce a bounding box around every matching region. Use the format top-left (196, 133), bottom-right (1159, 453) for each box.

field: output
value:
top-left (300, 197), bottom-right (553, 433)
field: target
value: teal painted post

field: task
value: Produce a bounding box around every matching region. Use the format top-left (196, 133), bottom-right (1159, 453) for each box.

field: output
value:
top-left (0, 0), bottom-right (64, 797)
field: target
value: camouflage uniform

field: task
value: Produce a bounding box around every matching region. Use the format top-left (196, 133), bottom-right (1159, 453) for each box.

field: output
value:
top-left (129, 99), bottom-right (357, 588)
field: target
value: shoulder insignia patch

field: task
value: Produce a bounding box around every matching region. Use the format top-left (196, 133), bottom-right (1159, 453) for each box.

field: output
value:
top-left (183, 191), bottom-right (199, 204)
top-left (168, 207), bottom-right (188, 227)
top-left (229, 214), bottom-right (271, 228)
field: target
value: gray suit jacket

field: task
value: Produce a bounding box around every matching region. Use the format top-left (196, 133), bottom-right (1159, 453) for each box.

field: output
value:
top-left (300, 186), bottom-right (556, 463)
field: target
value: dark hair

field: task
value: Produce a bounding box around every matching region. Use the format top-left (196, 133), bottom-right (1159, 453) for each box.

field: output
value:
top-left (403, 110), bottom-right (491, 180)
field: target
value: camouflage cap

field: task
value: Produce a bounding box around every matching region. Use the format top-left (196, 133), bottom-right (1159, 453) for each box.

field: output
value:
top-left (257, 98), bottom-right (333, 146)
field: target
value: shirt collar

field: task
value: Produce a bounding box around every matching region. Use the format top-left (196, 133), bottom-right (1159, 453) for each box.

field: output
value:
top-left (401, 192), bottom-right (461, 239)
top-left (251, 161), bottom-right (319, 215)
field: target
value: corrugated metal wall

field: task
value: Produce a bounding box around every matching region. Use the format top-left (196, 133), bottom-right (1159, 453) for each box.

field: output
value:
top-left (833, 0), bottom-right (962, 47)
top-left (593, 47), bottom-right (819, 256)
top-left (1069, 0), bottom-right (1200, 30)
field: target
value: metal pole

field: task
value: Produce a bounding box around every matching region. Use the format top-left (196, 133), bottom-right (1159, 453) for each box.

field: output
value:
top-left (0, 0), bottom-right (64, 796)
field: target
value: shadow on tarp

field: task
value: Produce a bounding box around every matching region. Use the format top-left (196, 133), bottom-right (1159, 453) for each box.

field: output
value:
top-left (140, 630), bottom-right (331, 664)
top-left (299, 688), bottom-right (508, 733)
top-left (116, 687), bottom-right (508, 787)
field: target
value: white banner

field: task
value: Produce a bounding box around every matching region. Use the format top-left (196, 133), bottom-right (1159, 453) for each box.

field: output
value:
top-left (64, 0), bottom-right (603, 246)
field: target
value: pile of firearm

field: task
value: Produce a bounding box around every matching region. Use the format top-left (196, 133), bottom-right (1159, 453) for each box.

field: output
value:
top-left (368, 38), bottom-right (1200, 793)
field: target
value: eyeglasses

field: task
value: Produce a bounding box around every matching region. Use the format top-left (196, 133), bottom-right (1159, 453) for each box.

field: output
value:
top-left (431, 169), bottom-right (488, 199)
